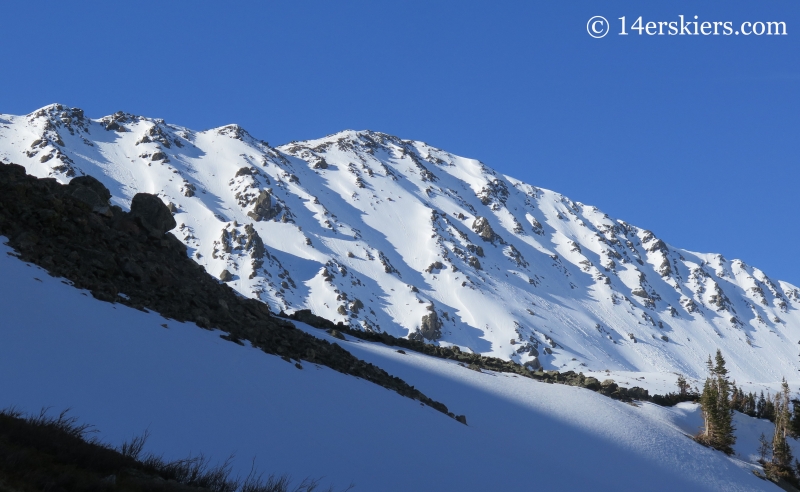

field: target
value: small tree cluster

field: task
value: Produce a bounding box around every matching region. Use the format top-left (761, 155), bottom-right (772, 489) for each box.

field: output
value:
top-left (730, 386), bottom-right (776, 420)
top-left (698, 350), bottom-right (735, 454)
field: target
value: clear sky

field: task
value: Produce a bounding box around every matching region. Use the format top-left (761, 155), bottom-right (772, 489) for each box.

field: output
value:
top-left (1, 1), bottom-right (798, 284)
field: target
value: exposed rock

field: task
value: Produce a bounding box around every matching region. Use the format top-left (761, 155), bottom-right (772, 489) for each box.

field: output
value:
top-left (420, 309), bottom-right (442, 340)
top-left (183, 183), bottom-right (196, 197)
top-left (425, 261), bottom-right (444, 273)
top-left (219, 269), bottom-right (233, 282)
top-left (523, 357), bottom-right (542, 371)
top-left (582, 377), bottom-right (601, 391)
top-left (327, 328), bottom-right (346, 340)
top-left (66, 176), bottom-right (112, 215)
top-left (466, 244), bottom-right (484, 257)
top-left (130, 193), bottom-right (177, 236)
top-left (471, 216), bottom-right (497, 242)
top-left (247, 190), bottom-right (281, 222)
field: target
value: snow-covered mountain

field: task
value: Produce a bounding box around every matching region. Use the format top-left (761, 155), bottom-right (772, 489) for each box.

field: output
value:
top-left (2, 103), bottom-right (798, 385)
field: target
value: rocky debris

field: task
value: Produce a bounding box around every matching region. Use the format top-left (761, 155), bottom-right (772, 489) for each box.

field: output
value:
top-left (130, 193), bottom-right (177, 237)
top-left (0, 163), bottom-right (461, 423)
top-left (247, 190), bottom-right (282, 222)
top-left (219, 269), bottom-right (233, 282)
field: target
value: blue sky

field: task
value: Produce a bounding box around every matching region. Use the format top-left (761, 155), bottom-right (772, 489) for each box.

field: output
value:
top-left (1, 1), bottom-right (798, 284)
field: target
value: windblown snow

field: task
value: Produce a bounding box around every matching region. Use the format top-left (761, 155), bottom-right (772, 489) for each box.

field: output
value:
top-left (2, 104), bottom-right (799, 387)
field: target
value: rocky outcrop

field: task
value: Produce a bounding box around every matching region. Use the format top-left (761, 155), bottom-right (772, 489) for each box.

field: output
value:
top-left (471, 216), bottom-right (497, 242)
top-left (247, 190), bottom-right (281, 222)
top-left (420, 306), bottom-right (442, 340)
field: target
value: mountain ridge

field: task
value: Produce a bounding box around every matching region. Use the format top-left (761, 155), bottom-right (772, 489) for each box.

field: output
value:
top-left (2, 103), bottom-right (798, 385)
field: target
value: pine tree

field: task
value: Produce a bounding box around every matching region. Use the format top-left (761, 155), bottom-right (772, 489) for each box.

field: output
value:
top-left (712, 350), bottom-right (735, 454)
top-left (764, 393), bottom-right (777, 422)
top-left (699, 356), bottom-right (718, 444)
top-left (758, 391), bottom-right (767, 419)
top-left (790, 398), bottom-right (800, 438)
top-left (772, 379), bottom-right (795, 473)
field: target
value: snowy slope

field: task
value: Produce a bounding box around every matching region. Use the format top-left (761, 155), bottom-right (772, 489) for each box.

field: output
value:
top-left (0, 237), bottom-right (782, 491)
top-left (1, 104), bottom-right (799, 386)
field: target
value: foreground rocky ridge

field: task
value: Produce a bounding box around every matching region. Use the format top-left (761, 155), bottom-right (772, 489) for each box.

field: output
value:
top-left (0, 162), bottom-right (461, 421)
top-left (0, 161), bottom-right (687, 415)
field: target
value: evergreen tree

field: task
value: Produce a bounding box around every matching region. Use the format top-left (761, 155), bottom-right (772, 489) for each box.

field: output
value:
top-left (699, 357), bottom-right (718, 444)
top-left (764, 393), bottom-right (777, 423)
top-left (767, 379), bottom-right (797, 483)
top-left (790, 398), bottom-right (800, 438)
top-left (698, 350), bottom-right (735, 454)
top-left (712, 350), bottom-right (735, 454)
top-left (757, 391), bottom-right (767, 419)
top-left (773, 380), bottom-right (794, 466)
